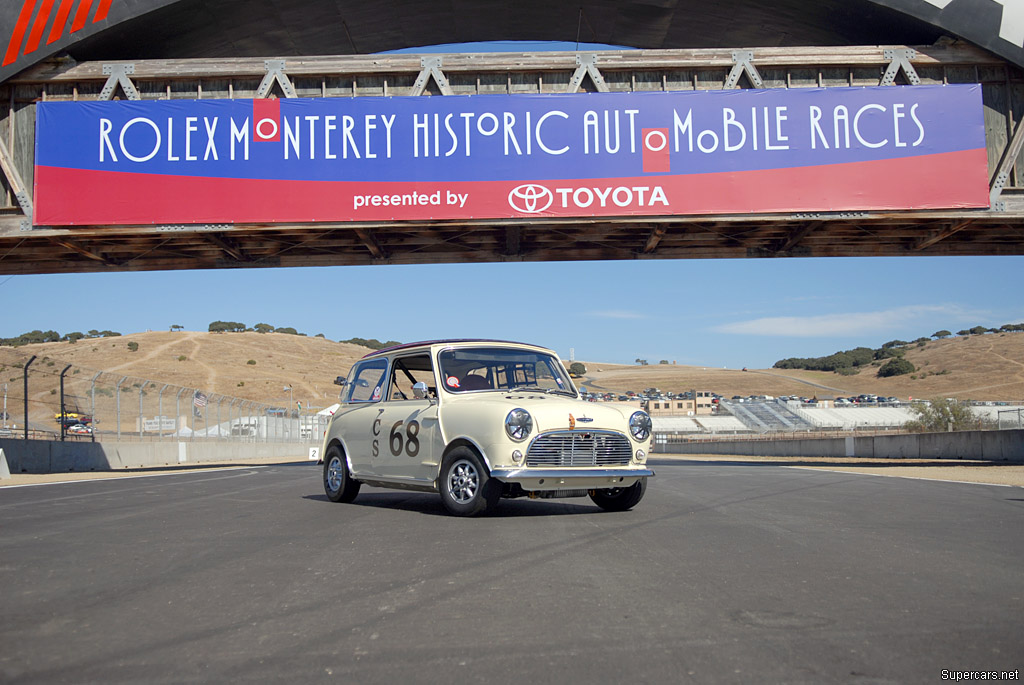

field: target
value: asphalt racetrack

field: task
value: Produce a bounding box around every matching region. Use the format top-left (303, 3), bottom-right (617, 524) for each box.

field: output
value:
top-left (1, 460), bottom-right (1021, 684)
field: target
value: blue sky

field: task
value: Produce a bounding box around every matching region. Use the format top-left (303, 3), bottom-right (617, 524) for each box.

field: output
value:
top-left (3, 42), bottom-right (1022, 368)
top-left (2, 255), bottom-right (1020, 369)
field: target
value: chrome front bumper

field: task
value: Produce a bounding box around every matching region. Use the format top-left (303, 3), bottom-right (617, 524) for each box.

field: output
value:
top-left (490, 466), bottom-right (654, 490)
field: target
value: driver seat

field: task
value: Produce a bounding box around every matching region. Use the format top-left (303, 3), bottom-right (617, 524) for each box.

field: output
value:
top-left (459, 374), bottom-right (491, 391)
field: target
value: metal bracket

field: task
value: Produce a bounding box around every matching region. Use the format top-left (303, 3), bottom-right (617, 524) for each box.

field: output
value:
top-left (100, 63), bottom-right (140, 100)
top-left (567, 54), bottom-right (609, 93)
top-left (154, 224), bottom-right (234, 232)
top-left (256, 60), bottom-right (297, 99)
top-left (0, 134), bottom-right (33, 228)
top-left (880, 48), bottom-right (921, 86)
top-left (790, 212), bottom-right (869, 220)
top-left (725, 50), bottom-right (764, 89)
top-left (411, 57), bottom-right (454, 96)
top-left (988, 114), bottom-right (1024, 212)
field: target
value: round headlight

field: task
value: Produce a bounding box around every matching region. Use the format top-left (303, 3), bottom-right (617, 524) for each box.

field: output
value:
top-left (505, 408), bottom-right (533, 441)
top-left (629, 411), bottom-right (652, 441)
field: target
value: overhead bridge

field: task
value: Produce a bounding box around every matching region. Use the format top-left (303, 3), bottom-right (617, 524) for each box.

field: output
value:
top-left (2, 43), bottom-right (1024, 274)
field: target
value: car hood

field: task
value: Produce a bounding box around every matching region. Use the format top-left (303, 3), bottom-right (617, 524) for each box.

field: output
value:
top-left (444, 392), bottom-right (636, 435)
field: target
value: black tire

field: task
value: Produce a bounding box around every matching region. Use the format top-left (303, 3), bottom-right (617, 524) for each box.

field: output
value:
top-left (589, 478), bottom-right (647, 512)
top-left (323, 445), bottom-right (360, 503)
top-left (438, 447), bottom-right (501, 517)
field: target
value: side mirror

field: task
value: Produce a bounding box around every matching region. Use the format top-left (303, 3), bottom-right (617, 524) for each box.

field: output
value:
top-left (580, 386), bottom-right (588, 394)
top-left (334, 376), bottom-right (347, 387)
top-left (412, 382), bottom-right (429, 400)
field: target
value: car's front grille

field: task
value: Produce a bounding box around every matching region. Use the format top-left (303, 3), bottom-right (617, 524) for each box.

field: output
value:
top-left (526, 431), bottom-right (632, 467)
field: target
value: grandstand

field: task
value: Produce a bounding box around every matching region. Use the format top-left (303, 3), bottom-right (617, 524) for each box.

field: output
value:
top-left (789, 404), bottom-right (916, 429)
top-left (652, 400), bottom-right (1024, 436)
top-left (652, 415), bottom-right (751, 435)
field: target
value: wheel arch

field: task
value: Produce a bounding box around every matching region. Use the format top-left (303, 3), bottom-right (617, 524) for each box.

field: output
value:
top-left (325, 436), bottom-right (355, 473)
top-left (442, 437), bottom-right (493, 474)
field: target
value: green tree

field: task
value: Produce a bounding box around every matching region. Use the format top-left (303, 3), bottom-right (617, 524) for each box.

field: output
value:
top-left (904, 398), bottom-right (977, 432)
top-left (254, 323), bottom-right (274, 334)
top-left (932, 330), bottom-right (952, 339)
top-left (127, 341), bottom-right (139, 352)
top-left (568, 362), bottom-right (587, 377)
top-left (209, 321), bottom-right (246, 333)
top-left (969, 325), bottom-right (989, 335)
top-left (877, 358), bottom-right (915, 377)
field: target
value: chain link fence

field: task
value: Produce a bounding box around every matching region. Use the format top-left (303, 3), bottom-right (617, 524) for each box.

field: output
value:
top-left (0, 353), bottom-right (330, 444)
top-left (997, 408), bottom-right (1024, 430)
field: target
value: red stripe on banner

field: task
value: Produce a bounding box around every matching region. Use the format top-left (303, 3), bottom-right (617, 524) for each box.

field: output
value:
top-left (24, 0), bottom-right (56, 55)
top-left (3, 0), bottom-right (38, 66)
top-left (92, 0), bottom-right (112, 22)
top-left (70, 0), bottom-right (94, 33)
top-left (33, 149), bottom-right (990, 226)
top-left (46, 0), bottom-right (73, 44)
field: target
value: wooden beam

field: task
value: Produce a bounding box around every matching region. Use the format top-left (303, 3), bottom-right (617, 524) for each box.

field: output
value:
top-left (49, 238), bottom-right (117, 266)
top-left (913, 220), bottom-right (974, 251)
top-left (643, 226), bottom-right (667, 254)
top-left (14, 44), bottom-right (1002, 84)
top-left (504, 226), bottom-right (522, 256)
top-left (351, 227), bottom-right (387, 259)
top-left (205, 233), bottom-right (251, 262)
top-left (775, 221), bottom-right (823, 253)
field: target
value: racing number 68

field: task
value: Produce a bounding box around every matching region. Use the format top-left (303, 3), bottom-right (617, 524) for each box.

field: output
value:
top-left (389, 420), bottom-right (420, 458)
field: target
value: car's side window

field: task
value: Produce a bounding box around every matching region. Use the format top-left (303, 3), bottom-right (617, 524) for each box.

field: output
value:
top-left (346, 358), bottom-right (389, 403)
top-left (387, 354), bottom-right (436, 400)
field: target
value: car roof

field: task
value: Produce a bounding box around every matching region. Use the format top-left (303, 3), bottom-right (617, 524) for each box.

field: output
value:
top-left (360, 339), bottom-right (548, 359)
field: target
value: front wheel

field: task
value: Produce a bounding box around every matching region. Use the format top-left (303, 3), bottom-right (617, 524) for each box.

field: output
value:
top-left (589, 478), bottom-right (647, 512)
top-left (323, 445), bottom-right (360, 503)
top-left (438, 447), bottom-right (501, 517)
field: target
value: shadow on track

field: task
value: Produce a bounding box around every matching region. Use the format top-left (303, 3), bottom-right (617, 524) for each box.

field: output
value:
top-left (304, 491), bottom-right (601, 517)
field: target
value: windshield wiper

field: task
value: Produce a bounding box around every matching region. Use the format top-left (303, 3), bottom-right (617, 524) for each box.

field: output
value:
top-left (510, 385), bottom-right (575, 396)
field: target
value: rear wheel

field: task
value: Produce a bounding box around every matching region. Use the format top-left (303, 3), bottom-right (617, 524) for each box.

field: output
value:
top-left (589, 478), bottom-right (647, 512)
top-left (439, 447), bottom-right (500, 517)
top-left (323, 445), bottom-right (360, 503)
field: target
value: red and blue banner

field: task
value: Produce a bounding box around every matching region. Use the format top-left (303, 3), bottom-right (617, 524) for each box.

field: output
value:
top-left (34, 85), bottom-right (989, 225)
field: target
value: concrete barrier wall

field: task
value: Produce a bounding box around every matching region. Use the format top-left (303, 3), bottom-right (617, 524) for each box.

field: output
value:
top-left (0, 438), bottom-right (313, 474)
top-left (656, 429), bottom-right (1024, 462)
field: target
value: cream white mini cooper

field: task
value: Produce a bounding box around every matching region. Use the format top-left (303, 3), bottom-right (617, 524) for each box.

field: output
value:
top-left (322, 339), bottom-right (654, 516)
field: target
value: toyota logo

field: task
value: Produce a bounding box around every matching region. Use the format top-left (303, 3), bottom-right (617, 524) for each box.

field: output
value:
top-left (508, 184), bottom-right (553, 214)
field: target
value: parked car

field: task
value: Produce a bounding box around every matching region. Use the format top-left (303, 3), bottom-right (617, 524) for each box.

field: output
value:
top-left (55, 412), bottom-right (91, 427)
top-left (322, 340), bottom-right (654, 516)
top-left (67, 423), bottom-right (92, 435)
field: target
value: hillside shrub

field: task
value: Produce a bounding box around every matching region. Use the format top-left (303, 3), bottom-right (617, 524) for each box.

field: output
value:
top-left (209, 321), bottom-right (246, 333)
top-left (878, 358), bottom-right (915, 377)
top-left (904, 398), bottom-right (977, 432)
top-left (127, 341), bottom-right (139, 352)
top-left (247, 359), bottom-right (256, 365)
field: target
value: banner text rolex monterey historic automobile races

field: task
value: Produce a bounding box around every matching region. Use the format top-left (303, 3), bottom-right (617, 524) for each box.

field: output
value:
top-left (33, 86), bottom-right (989, 226)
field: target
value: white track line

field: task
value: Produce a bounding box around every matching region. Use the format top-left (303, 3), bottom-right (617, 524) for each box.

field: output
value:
top-left (0, 465), bottom-right (269, 489)
top-left (787, 466), bottom-right (1018, 488)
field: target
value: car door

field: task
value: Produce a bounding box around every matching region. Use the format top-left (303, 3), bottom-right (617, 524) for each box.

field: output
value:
top-left (336, 357), bottom-right (389, 477)
top-left (375, 353), bottom-right (443, 482)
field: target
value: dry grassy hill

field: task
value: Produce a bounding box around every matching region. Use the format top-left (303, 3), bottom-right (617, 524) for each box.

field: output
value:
top-left (578, 332), bottom-right (1024, 401)
top-left (1, 330), bottom-right (1021, 429)
top-left (0, 331), bottom-right (374, 423)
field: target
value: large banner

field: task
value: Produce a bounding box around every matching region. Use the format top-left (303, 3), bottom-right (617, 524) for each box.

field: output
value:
top-left (34, 85), bottom-right (988, 225)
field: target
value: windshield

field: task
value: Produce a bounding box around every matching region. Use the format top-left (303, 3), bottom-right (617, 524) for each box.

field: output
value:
top-left (438, 347), bottom-right (577, 396)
